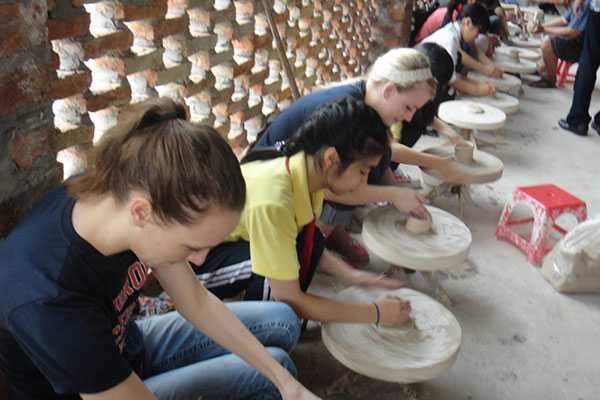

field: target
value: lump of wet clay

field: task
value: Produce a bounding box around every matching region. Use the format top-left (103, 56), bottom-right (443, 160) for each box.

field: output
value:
top-left (406, 216), bottom-right (432, 234)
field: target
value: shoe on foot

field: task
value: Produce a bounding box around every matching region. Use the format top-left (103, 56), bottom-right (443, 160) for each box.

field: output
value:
top-left (558, 118), bottom-right (588, 136)
top-left (528, 78), bottom-right (555, 88)
top-left (325, 226), bottom-right (370, 266)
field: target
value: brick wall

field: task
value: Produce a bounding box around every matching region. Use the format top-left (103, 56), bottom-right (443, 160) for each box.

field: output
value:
top-left (0, 0), bottom-right (413, 238)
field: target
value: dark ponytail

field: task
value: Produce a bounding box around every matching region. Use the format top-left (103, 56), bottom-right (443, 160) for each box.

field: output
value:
top-left (442, 0), bottom-right (465, 26)
top-left (241, 97), bottom-right (390, 171)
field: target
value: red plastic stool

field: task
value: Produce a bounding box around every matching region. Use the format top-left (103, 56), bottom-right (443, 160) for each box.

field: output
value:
top-left (496, 184), bottom-right (587, 266)
top-left (556, 60), bottom-right (576, 88)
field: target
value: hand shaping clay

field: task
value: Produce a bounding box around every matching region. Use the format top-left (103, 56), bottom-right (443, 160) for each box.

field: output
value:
top-left (406, 215), bottom-right (433, 234)
top-left (467, 72), bottom-right (522, 96)
top-left (362, 205), bottom-right (472, 271)
top-left (511, 36), bottom-right (542, 48)
top-left (322, 287), bottom-right (462, 383)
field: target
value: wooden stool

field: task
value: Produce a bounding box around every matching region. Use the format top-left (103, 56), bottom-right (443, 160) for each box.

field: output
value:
top-left (496, 184), bottom-right (587, 265)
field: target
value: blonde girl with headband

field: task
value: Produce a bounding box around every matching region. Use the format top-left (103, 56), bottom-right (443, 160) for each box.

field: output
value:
top-left (251, 47), bottom-right (463, 267)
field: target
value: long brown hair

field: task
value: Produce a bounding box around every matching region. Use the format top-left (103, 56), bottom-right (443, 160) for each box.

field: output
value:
top-left (66, 97), bottom-right (245, 224)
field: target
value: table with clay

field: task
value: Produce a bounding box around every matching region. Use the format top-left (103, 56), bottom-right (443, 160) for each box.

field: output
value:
top-left (459, 92), bottom-right (519, 115)
top-left (467, 72), bottom-right (522, 96)
top-left (495, 45), bottom-right (541, 61)
top-left (419, 142), bottom-right (504, 217)
top-left (362, 204), bottom-right (472, 305)
top-left (322, 287), bottom-right (462, 383)
top-left (494, 54), bottom-right (537, 74)
top-left (437, 100), bottom-right (506, 142)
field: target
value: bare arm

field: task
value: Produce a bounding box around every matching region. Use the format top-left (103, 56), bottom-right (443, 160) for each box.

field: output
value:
top-left (451, 76), bottom-right (495, 96)
top-left (459, 49), bottom-right (503, 77)
top-left (269, 276), bottom-right (410, 326)
top-left (317, 249), bottom-right (405, 289)
top-left (431, 117), bottom-right (461, 143)
top-left (495, 7), bottom-right (510, 38)
top-left (324, 184), bottom-right (427, 217)
top-left (391, 142), bottom-right (448, 169)
top-left (541, 25), bottom-right (581, 39)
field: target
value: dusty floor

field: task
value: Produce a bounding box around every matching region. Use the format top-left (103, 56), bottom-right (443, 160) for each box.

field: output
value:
top-left (292, 81), bottom-right (600, 399)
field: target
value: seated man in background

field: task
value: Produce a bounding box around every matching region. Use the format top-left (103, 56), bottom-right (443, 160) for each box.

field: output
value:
top-left (529, 0), bottom-right (589, 88)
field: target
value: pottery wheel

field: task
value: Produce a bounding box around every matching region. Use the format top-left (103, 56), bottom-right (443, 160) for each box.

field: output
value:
top-left (495, 45), bottom-right (540, 61)
top-left (467, 72), bottom-right (521, 96)
top-left (322, 287), bottom-right (462, 383)
top-left (511, 36), bottom-right (542, 48)
top-left (438, 100), bottom-right (506, 131)
top-left (494, 55), bottom-right (538, 74)
top-left (362, 205), bottom-right (472, 271)
top-left (460, 93), bottom-right (519, 115)
top-left (420, 144), bottom-right (504, 184)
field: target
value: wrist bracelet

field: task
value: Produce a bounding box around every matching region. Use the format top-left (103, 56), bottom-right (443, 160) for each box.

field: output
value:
top-left (373, 302), bottom-right (381, 326)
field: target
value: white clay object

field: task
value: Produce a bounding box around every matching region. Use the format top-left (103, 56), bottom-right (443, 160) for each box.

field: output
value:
top-left (406, 215), bottom-right (433, 234)
top-left (542, 219), bottom-right (600, 293)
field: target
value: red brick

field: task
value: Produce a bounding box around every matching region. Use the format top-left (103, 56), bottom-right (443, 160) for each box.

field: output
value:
top-left (9, 125), bottom-right (55, 170)
top-left (0, 64), bottom-right (49, 118)
top-left (121, 0), bottom-right (168, 21)
top-left (0, 20), bottom-right (24, 57)
top-left (48, 13), bottom-right (90, 40)
top-left (127, 14), bottom-right (188, 41)
top-left (50, 72), bottom-right (92, 101)
top-left (387, 4), bottom-right (405, 22)
top-left (82, 30), bottom-right (134, 59)
top-left (0, 3), bottom-right (20, 19)
top-left (86, 85), bottom-right (132, 112)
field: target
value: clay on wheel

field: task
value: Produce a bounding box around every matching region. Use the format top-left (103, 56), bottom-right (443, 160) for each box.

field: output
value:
top-left (438, 100), bottom-right (506, 130)
top-left (362, 205), bottom-right (472, 271)
top-left (467, 72), bottom-right (521, 96)
top-left (406, 216), bottom-right (432, 234)
top-left (322, 287), bottom-right (462, 383)
top-left (419, 144), bottom-right (504, 184)
top-left (460, 93), bottom-right (520, 115)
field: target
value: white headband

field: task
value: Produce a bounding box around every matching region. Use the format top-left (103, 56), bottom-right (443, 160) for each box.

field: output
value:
top-left (372, 66), bottom-right (433, 85)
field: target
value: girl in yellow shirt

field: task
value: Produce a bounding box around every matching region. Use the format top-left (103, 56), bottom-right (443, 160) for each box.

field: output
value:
top-left (194, 97), bottom-right (412, 327)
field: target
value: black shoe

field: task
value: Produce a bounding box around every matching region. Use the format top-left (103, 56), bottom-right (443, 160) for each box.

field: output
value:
top-left (558, 119), bottom-right (588, 136)
top-left (592, 121), bottom-right (600, 135)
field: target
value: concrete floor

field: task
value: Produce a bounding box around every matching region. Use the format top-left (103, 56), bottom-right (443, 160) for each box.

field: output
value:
top-left (293, 83), bottom-right (600, 399)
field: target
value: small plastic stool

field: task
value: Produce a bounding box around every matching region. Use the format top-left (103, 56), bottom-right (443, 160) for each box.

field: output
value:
top-left (556, 60), bottom-right (576, 88)
top-left (496, 184), bottom-right (587, 266)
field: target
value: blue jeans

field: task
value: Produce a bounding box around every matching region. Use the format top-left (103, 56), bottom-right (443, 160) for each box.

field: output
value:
top-left (136, 302), bottom-right (301, 400)
top-left (566, 9), bottom-right (600, 127)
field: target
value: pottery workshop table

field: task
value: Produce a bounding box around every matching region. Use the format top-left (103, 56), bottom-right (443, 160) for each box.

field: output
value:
top-left (467, 72), bottom-right (522, 96)
top-left (362, 204), bottom-right (472, 305)
top-left (495, 45), bottom-right (541, 61)
top-left (438, 100), bottom-right (506, 132)
top-left (494, 54), bottom-right (538, 74)
top-left (322, 287), bottom-right (462, 383)
top-left (460, 92), bottom-right (520, 115)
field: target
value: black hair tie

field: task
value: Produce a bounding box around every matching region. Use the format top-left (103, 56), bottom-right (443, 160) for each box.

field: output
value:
top-left (138, 111), bottom-right (182, 129)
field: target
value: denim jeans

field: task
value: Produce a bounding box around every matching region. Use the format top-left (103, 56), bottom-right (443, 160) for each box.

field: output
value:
top-left (566, 9), bottom-right (600, 126)
top-left (136, 301), bottom-right (301, 400)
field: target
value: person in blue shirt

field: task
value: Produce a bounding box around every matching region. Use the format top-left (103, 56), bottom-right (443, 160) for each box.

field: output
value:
top-left (559, 0), bottom-right (600, 135)
top-left (529, 0), bottom-right (590, 88)
top-left (0, 98), bottom-right (320, 400)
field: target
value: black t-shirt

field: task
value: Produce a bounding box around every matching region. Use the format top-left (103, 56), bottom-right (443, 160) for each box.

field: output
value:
top-left (256, 81), bottom-right (367, 147)
top-left (0, 186), bottom-right (146, 399)
top-left (254, 81), bottom-right (393, 184)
